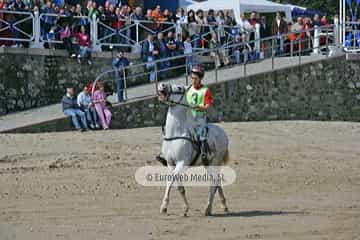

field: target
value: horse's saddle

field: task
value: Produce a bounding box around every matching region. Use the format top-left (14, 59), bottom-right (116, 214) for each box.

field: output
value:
top-left (156, 136), bottom-right (212, 167)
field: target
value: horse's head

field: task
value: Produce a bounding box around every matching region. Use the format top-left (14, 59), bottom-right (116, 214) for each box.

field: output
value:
top-left (158, 83), bottom-right (187, 106)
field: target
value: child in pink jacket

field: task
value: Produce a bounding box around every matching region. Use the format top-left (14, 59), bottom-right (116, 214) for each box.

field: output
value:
top-left (93, 84), bottom-right (112, 130)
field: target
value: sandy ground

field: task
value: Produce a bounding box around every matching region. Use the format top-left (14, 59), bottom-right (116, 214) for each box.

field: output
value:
top-left (0, 121), bottom-right (359, 240)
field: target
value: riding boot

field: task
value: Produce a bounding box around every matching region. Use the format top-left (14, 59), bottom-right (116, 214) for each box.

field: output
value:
top-left (200, 141), bottom-right (209, 166)
top-left (155, 154), bottom-right (167, 166)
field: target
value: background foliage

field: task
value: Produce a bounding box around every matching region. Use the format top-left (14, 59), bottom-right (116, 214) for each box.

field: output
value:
top-left (273, 0), bottom-right (339, 16)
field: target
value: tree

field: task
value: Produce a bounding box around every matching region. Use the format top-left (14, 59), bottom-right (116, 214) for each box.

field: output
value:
top-left (272, 0), bottom-right (339, 16)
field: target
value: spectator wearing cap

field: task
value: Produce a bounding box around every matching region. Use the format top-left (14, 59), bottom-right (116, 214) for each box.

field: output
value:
top-left (112, 50), bottom-right (129, 102)
top-left (62, 87), bottom-right (89, 131)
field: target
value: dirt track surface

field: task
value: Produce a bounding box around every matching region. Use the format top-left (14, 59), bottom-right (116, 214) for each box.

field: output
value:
top-left (0, 121), bottom-right (359, 240)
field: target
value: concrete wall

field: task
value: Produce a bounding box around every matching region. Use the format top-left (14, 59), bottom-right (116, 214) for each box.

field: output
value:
top-left (0, 49), bottom-right (143, 115)
top-left (4, 56), bottom-right (360, 133)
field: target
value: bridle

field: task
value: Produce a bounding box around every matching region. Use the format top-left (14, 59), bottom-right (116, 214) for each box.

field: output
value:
top-left (159, 85), bottom-right (197, 143)
top-left (158, 84), bottom-right (202, 166)
top-left (159, 85), bottom-right (193, 109)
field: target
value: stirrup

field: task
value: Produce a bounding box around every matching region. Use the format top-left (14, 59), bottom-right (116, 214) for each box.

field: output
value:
top-left (156, 154), bottom-right (167, 166)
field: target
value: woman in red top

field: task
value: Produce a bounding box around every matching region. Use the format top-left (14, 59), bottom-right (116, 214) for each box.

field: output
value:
top-left (0, 0), bottom-right (3, 19)
top-left (75, 25), bottom-right (92, 65)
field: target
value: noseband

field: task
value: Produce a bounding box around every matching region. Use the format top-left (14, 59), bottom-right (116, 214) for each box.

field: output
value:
top-left (159, 86), bottom-right (193, 109)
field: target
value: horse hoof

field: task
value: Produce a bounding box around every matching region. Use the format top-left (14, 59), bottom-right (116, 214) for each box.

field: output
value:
top-left (160, 208), bottom-right (167, 214)
top-left (223, 207), bottom-right (229, 213)
top-left (183, 213), bottom-right (188, 217)
top-left (204, 208), bottom-right (212, 216)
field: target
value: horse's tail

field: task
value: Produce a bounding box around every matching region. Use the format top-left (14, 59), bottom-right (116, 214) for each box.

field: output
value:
top-left (223, 149), bottom-right (230, 165)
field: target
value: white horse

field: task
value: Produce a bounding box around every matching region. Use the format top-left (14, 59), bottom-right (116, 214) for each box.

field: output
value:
top-left (158, 82), bottom-right (230, 216)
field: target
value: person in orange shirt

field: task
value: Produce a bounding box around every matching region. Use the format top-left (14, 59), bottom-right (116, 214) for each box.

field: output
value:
top-left (151, 5), bottom-right (164, 31)
top-left (151, 5), bottom-right (162, 20)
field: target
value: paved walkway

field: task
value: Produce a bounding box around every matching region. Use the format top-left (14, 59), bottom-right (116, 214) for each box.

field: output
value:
top-left (0, 54), bottom-right (332, 133)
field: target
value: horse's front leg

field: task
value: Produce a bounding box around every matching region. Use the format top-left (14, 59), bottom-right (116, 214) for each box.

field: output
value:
top-left (160, 166), bottom-right (175, 214)
top-left (160, 161), bottom-right (187, 215)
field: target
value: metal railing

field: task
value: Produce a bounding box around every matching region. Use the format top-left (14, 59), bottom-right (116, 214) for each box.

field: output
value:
top-left (0, 10), bottom-right (256, 51)
top-left (93, 16), bottom-right (256, 51)
top-left (92, 24), bottom-right (342, 104)
top-left (343, 22), bottom-right (360, 52)
top-left (39, 13), bottom-right (91, 45)
top-left (0, 10), bottom-right (35, 44)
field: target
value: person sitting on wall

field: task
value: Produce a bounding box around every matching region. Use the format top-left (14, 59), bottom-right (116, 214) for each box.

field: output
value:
top-left (62, 86), bottom-right (89, 132)
top-left (77, 85), bottom-right (100, 129)
top-left (93, 82), bottom-right (112, 130)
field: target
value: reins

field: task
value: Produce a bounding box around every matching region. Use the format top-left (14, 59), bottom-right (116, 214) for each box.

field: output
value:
top-left (159, 87), bottom-right (195, 142)
top-left (158, 85), bottom-right (202, 166)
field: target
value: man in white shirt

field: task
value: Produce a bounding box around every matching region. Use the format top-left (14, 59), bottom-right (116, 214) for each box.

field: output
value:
top-left (238, 14), bottom-right (253, 33)
top-left (77, 86), bottom-right (100, 129)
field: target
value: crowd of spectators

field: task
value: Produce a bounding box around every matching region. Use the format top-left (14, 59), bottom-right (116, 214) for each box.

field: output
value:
top-left (1, 0), bottom-right (335, 83)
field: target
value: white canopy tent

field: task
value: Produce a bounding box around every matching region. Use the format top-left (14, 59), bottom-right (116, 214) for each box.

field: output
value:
top-left (184, 0), bottom-right (292, 23)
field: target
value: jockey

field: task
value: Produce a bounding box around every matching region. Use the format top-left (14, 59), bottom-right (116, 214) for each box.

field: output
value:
top-left (187, 65), bottom-right (213, 165)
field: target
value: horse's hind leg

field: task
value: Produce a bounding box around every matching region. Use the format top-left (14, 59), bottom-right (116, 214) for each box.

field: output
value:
top-left (205, 167), bottom-right (218, 216)
top-left (218, 186), bottom-right (229, 212)
top-left (177, 185), bottom-right (189, 217)
top-left (205, 185), bottom-right (217, 216)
